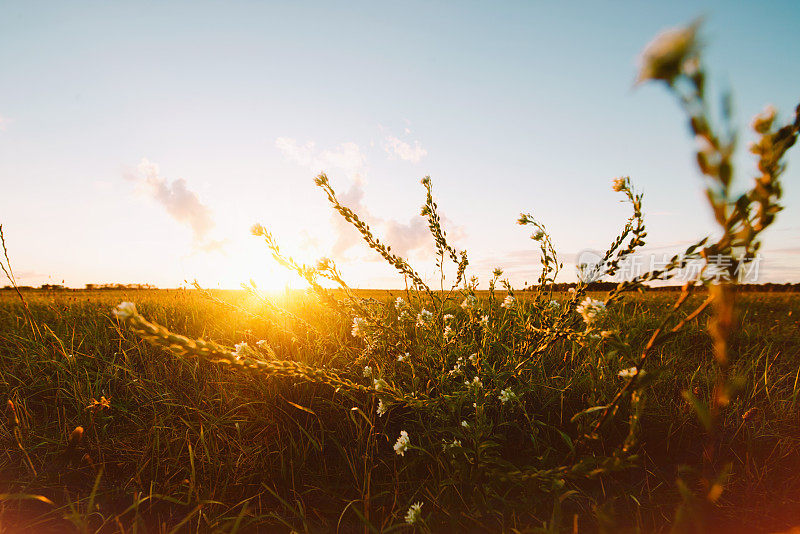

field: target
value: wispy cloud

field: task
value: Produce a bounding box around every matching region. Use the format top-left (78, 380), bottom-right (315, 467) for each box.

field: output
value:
top-left (331, 180), bottom-right (465, 258)
top-left (125, 159), bottom-right (225, 252)
top-left (276, 136), bottom-right (458, 261)
top-left (383, 135), bottom-right (427, 163)
top-left (275, 138), bottom-right (366, 176)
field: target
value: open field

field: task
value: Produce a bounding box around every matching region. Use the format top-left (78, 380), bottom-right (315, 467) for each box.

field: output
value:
top-left (1, 288), bottom-right (800, 533)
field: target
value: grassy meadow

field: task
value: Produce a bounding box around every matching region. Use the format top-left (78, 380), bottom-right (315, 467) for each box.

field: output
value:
top-left (2, 17), bottom-right (800, 534)
top-left (1, 287), bottom-right (800, 533)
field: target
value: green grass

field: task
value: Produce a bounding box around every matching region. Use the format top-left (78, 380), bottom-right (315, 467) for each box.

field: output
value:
top-left (1, 288), bottom-right (799, 533)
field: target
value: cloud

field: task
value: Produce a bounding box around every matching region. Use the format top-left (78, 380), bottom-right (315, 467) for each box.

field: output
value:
top-left (275, 137), bottom-right (366, 176)
top-left (275, 135), bottom-right (458, 261)
top-left (125, 159), bottom-right (224, 252)
top-left (383, 135), bottom-right (427, 163)
top-left (327, 179), bottom-right (462, 261)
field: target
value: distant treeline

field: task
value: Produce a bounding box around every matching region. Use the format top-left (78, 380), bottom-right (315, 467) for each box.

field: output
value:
top-left (2, 283), bottom-right (158, 291)
top-left (2, 282), bottom-right (800, 292)
top-left (525, 282), bottom-right (800, 292)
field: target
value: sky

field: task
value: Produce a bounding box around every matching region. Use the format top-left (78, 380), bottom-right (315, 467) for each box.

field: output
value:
top-left (1, 1), bottom-right (798, 290)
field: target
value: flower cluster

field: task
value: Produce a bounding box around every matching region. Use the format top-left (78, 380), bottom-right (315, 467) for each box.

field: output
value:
top-left (501, 295), bottom-right (516, 309)
top-left (498, 388), bottom-right (517, 404)
top-left (415, 308), bottom-right (433, 328)
top-left (618, 367), bottom-right (639, 379)
top-left (394, 430), bottom-right (410, 456)
top-left (465, 376), bottom-right (483, 391)
top-left (405, 502), bottom-right (423, 525)
top-left (377, 399), bottom-right (388, 417)
top-left (576, 297), bottom-right (607, 326)
top-left (351, 316), bottom-right (366, 337)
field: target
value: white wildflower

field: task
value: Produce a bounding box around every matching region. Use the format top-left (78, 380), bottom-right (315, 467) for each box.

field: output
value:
top-left (397, 352), bottom-right (408, 362)
top-left (363, 365), bottom-right (373, 377)
top-left (394, 296), bottom-right (405, 310)
top-left (443, 313), bottom-right (454, 322)
top-left (415, 308), bottom-right (433, 328)
top-left (351, 316), bottom-right (366, 337)
top-left (443, 325), bottom-right (455, 340)
top-left (461, 420), bottom-right (469, 428)
top-left (443, 438), bottom-right (461, 450)
top-left (394, 430), bottom-right (410, 456)
top-left (373, 378), bottom-right (388, 391)
top-left (256, 339), bottom-right (269, 348)
top-left (548, 299), bottom-right (560, 310)
top-left (576, 297), bottom-right (607, 325)
top-left (377, 399), bottom-right (388, 416)
top-left (112, 302), bottom-right (137, 320)
top-left (501, 295), bottom-right (516, 309)
top-left (233, 342), bottom-right (250, 356)
top-left (461, 295), bottom-right (478, 310)
top-left (479, 315), bottom-right (489, 327)
top-left (498, 388), bottom-right (517, 404)
top-left (618, 367), bottom-right (639, 379)
top-left (465, 376), bottom-right (483, 390)
top-left (404, 501), bottom-right (423, 525)
top-left (468, 353), bottom-right (477, 365)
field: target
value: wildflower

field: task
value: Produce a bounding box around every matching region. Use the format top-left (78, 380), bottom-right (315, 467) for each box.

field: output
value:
top-left (444, 313), bottom-right (454, 322)
top-left (443, 438), bottom-right (461, 449)
top-left (576, 297), bottom-right (607, 325)
top-left (636, 19), bottom-right (701, 85)
top-left (397, 352), bottom-right (408, 362)
top-left (479, 315), bottom-right (489, 327)
top-left (351, 317), bottom-right (366, 337)
top-left (373, 378), bottom-right (388, 391)
top-left (618, 367), bottom-right (639, 379)
top-left (415, 308), bottom-right (433, 327)
top-left (256, 339), bottom-right (269, 348)
top-left (394, 296), bottom-right (405, 310)
top-left (363, 365), bottom-right (373, 377)
top-left (501, 295), bottom-right (516, 309)
top-left (449, 360), bottom-right (463, 376)
top-left (468, 353), bottom-right (477, 365)
top-left (461, 295), bottom-right (478, 310)
top-left (498, 388), bottom-right (517, 404)
top-left (612, 177), bottom-right (627, 192)
top-left (461, 420), bottom-right (469, 428)
top-left (112, 302), bottom-right (136, 320)
top-left (405, 502), bottom-right (423, 525)
top-left (377, 399), bottom-right (388, 417)
top-left (250, 223), bottom-right (265, 236)
top-left (394, 430), bottom-right (410, 456)
top-left (568, 287), bottom-right (576, 295)
top-left (233, 342), bottom-right (250, 356)
top-left (443, 325), bottom-right (455, 340)
top-left (465, 376), bottom-right (483, 390)
top-left (548, 300), bottom-right (560, 310)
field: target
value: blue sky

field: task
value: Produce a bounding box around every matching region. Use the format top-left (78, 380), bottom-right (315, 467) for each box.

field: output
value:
top-left (1, 1), bottom-right (798, 289)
